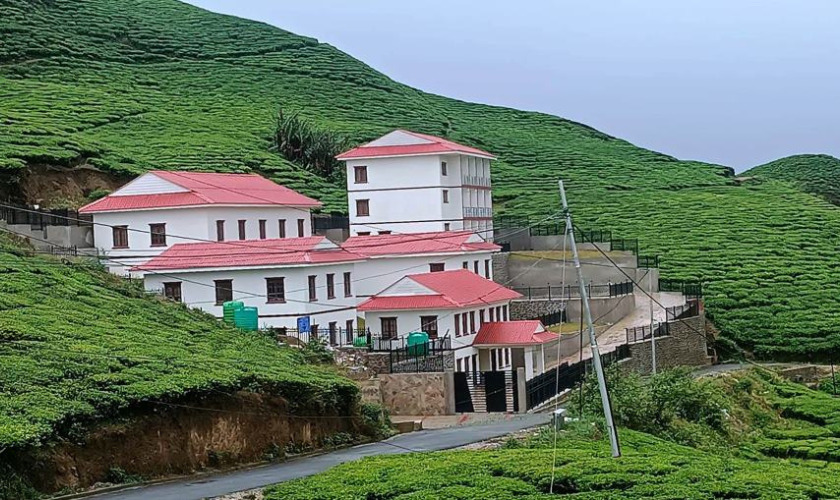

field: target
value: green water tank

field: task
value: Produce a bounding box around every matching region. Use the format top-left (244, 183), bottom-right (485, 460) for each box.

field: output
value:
top-left (233, 306), bottom-right (259, 331)
top-left (406, 332), bottom-right (429, 356)
top-left (223, 301), bottom-right (244, 324)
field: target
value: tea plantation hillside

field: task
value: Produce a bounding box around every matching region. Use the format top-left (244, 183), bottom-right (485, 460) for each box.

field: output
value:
top-left (4, 0), bottom-right (840, 358)
top-left (0, 241), bottom-right (357, 452)
top-left (266, 369), bottom-right (840, 499)
top-left (746, 154), bottom-right (840, 205)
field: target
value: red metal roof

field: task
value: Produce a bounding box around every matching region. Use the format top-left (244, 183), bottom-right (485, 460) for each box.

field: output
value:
top-left (133, 236), bottom-right (364, 272)
top-left (336, 130), bottom-right (495, 160)
top-left (473, 321), bottom-right (557, 346)
top-left (341, 231), bottom-right (499, 257)
top-left (358, 269), bottom-right (520, 311)
top-left (80, 171), bottom-right (321, 213)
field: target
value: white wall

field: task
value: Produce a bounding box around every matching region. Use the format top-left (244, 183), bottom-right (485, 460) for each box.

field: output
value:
top-left (92, 205), bottom-right (313, 274)
top-left (345, 153), bottom-right (492, 235)
top-left (143, 262), bottom-right (358, 330)
top-left (353, 251), bottom-right (496, 298)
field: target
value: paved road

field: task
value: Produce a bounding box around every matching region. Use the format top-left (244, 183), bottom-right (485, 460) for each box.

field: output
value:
top-left (86, 413), bottom-right (551, 500)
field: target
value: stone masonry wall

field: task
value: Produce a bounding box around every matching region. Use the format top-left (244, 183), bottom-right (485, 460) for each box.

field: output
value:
top-left (492, 252), bottom-right (510, 285)
top-left (626, 314), bottom-right (712, 375)
top-left (377, 372), bottom-right (453, 416)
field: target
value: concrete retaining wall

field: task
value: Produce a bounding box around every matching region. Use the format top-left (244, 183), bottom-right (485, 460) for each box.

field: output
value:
top-left (510, 294), bottom-right (636, 328)
top-left (625, 314), bottom-right (712, 375)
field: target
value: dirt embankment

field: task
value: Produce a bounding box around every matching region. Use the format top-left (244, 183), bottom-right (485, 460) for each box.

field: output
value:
top-left (13, 165), bottom-right (130, 208)
top-left (10, 391), bottom-right (362, 494)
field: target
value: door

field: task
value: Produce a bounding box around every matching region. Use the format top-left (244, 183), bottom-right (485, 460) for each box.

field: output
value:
top-left (454, 372), bottom-right (474, 413)
top-left (484, 371), bottom-right (508, 412)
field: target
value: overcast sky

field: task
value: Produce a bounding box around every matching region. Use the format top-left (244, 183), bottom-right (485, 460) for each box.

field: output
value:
top-left (187, 0), bottom-right (839, 172)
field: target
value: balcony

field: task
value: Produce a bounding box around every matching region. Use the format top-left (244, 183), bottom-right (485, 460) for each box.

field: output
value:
top-left (464, 206), bottom-right (493, 218)
top-left (462, 176), bottom-right (491, 187)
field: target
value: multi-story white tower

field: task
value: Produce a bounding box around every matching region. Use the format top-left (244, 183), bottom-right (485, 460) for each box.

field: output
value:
top-left (337, 130), bottom-right (495, 239)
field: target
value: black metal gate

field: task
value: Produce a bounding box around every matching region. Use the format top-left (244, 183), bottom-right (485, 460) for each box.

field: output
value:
top-left (454, 372), bottom-right (474, 413)
top-left (484, 371), bottom-right (507, 412)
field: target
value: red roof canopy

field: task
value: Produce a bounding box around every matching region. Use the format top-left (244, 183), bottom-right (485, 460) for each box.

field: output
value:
top-left (336, 130), bottom-right (495, 160)
top-left (80, 171), bottom-right (321, 213)
top-left (341, 231), bottom-right (499, 257)
top-left (473, 321), bottom-right (557, 346)
top-left (133, 236), bottom-right (364, 272)
top-left (358, 269), bottom-right (520, 311)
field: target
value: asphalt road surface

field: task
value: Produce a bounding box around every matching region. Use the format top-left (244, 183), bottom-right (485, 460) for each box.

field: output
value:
top-left (86, 413), bottom-right (551, 500)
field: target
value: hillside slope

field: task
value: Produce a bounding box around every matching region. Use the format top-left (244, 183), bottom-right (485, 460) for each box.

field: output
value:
top-left (0, 240), bottom-right (357, 452)
top-left (746, 154), bottom-right (840, 205)
top-left (3, 0), bottom-right (840, 358)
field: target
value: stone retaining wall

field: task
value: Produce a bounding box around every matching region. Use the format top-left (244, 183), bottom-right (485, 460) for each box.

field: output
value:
top-left (375, 372), bottom-right (454, 416)
top-left (625, 314), bottom-right (712, 375)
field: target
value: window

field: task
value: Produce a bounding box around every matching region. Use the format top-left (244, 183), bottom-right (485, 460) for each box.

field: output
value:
top-left (479, 309), bottom-right (485, 325)
top-left (489, 307), bottom-right (495, 322)
top-left (461, 314), bottom-right (468, 337)
top-left (356, 199), bottom-right (370, 217)
top-left (297, 219), bottom-right (305, 237)
top-left (357, 231), bottom-right (371, 236)
top-left (326, 273), bottom-right (335, 299)
top-left (503, 305), bottom-right (508, 321)
top-left (214, 279), bottom-right (233, 305)
top-left (462, 261), bottom-right (469, 269)
top-left (354, 165), bottom-right (368, 184)
top-left (441, 161), bottom-right (447, 176)
top-left (328, 322), bottom-right (338, 345)
top-left (473, 261), bottom-right (479, 274)
top-left (216, 220), bottom-right (225, 241)
top-left (112, 225), bottom-right (128, 248)
top-left (495, 306), bottom-right (502, 321)
top-left (381, 317), bottom-right (398, 339)
top-left (266, 277), bottom-right (285, 303)
top-left (259, 219), bottom-right (267, 239)
top-left (444, 223), bottom-right (451, 231)
top-left (378, 230), bottom-right (391, 235)
top-left (278, 219), bottom-right (286, 238)
top-left (345, 319), bottom-right (354, 344)
top-left (442, 190), bottom-right (449, 203)
top-left (429, 263), bottom-right (445, 272)
top-left (149, 223), bottom-right (166, 247)
top-left (469, 311), bottom-right (476, 334)
top-left (484, 259), bottom-right (491, 278)
top-left (238, 220), bottom-right (246, 240)
top-left (308, 275), bottom-right (317, 302)
top-left (421, 316), bottom-right (438, 339)
top-left (343, 271), bottom-right (352, 297)
top-left (454, 313), bottom-right (461, 336)
top-left (163, 282), bottom-right (182, 302)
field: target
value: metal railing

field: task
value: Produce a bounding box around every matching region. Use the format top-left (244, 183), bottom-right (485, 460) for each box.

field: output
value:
top-left (666, 301), bottom-right (700, 321)
top-left (536, 309), bottom-right (566, 327)
top-left (462, 176), bottom-right (491, 187)
top-left (0, 204), bottom-right (92, 228)
top-left (636, 255), bottom-right (660, 268)
top-left (463, 206), bottom-right (493, 218)
top-left (274, 327), bottom-right (370, 348)
top-left (659, 279), bottom-right (704, 297)
top-left (368, 334), bottom-right (452, 353)
top-left (512, 281), bottom-right (634, 301)
top-left (626, 321), bottom-right (670, 344)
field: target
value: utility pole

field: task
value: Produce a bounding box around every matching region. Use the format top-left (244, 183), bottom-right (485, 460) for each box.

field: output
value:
top-left (649, 270), bottom-right (657, 375)
top-left (559, 180), bottom-right (621, 458)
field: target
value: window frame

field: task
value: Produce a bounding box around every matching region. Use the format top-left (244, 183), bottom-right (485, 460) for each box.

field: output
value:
top-left (112, 225), bottom-right (129, 249)
top-left (326, 273), bottom-right (336, 299)
top-left (278, 219), bottom-right (286, 238)
top-left (163, 282), bottom-right (182, 302)
top-left (429, 263), bottom-right (445, 272)
top-left (443, 223), bottom-right (450, 231)
top-left (266, 277), bottom-right (286, 304)
top-left (214, 279), bottom-right (233, 306)
top-left (354, 165), bottom-right (368, 184)
top-left (308, 275), bottom-right (317, 302)
top-left (381, 317), bottom-right (398, 340)
top-left (442, 189), bottom-right (449, 203)
top-left (216, 220), bottom-right (225, 242)
top-left (258, 219), bottom-right (267, 240)
top-left (238, 219), bottom-right (246, 240)
top-left (356, 199), bottom-right (370, 217)
top-left (297, 218), bottom-right (305, 237)
top-left (484, 259), bottom-right (491, 278)
top-left (149, 223), bottom-right (166, 247)
top-left (441, 161), bottom-right (448, 176)
top-left (454, 313), bottom-right (461, 336)
top-left (357, 231), bottom-right (371, 236)
top-left (469, 311), bottom-right (476, 334)
top-left (343, 271), bottom-right (352, 297)
top-left (420, 315), bottom-right (438, 339)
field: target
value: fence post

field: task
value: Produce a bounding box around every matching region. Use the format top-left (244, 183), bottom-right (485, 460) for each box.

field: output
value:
top-left (517, 367), bottom-right (527, 413)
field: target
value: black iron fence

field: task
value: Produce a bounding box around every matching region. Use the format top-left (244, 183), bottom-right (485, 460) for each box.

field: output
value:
top-left (537, 309), bottom-right (566, 327)
top-left (636, 255), bottom-right (660, 268)
top-left (369, 335), bottom-right (452, 353)
top-left (0, 204), bottom-right (92, 228)
top-left (274, 327), bottom-right (370, 348)
top-left (626, 321), bottom-right (671, 344)
top-left (512, 281), bottom-right (634, 301)
top-left (525, 344), bottom-right (630, 410)
top-left (610, 237), bottom-right (639, 255)
top-left (42, 245), bottom-right (79, 258)
top-left (659, 279), bottom-right (704, 297)
top-left (666, 301), bottom-right (700, 321)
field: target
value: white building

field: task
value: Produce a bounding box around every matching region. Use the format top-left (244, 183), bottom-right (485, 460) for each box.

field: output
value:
top-left (139, 236), bottom-right (364, 333)
top-left (341, 230), bottom-right (500, 298)
top-left (79, 171), bottom-right (321, 275)
top-left (357, 269), bottom-right (557, 379)
top-left (337, 130), bottom-right (495, 237)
